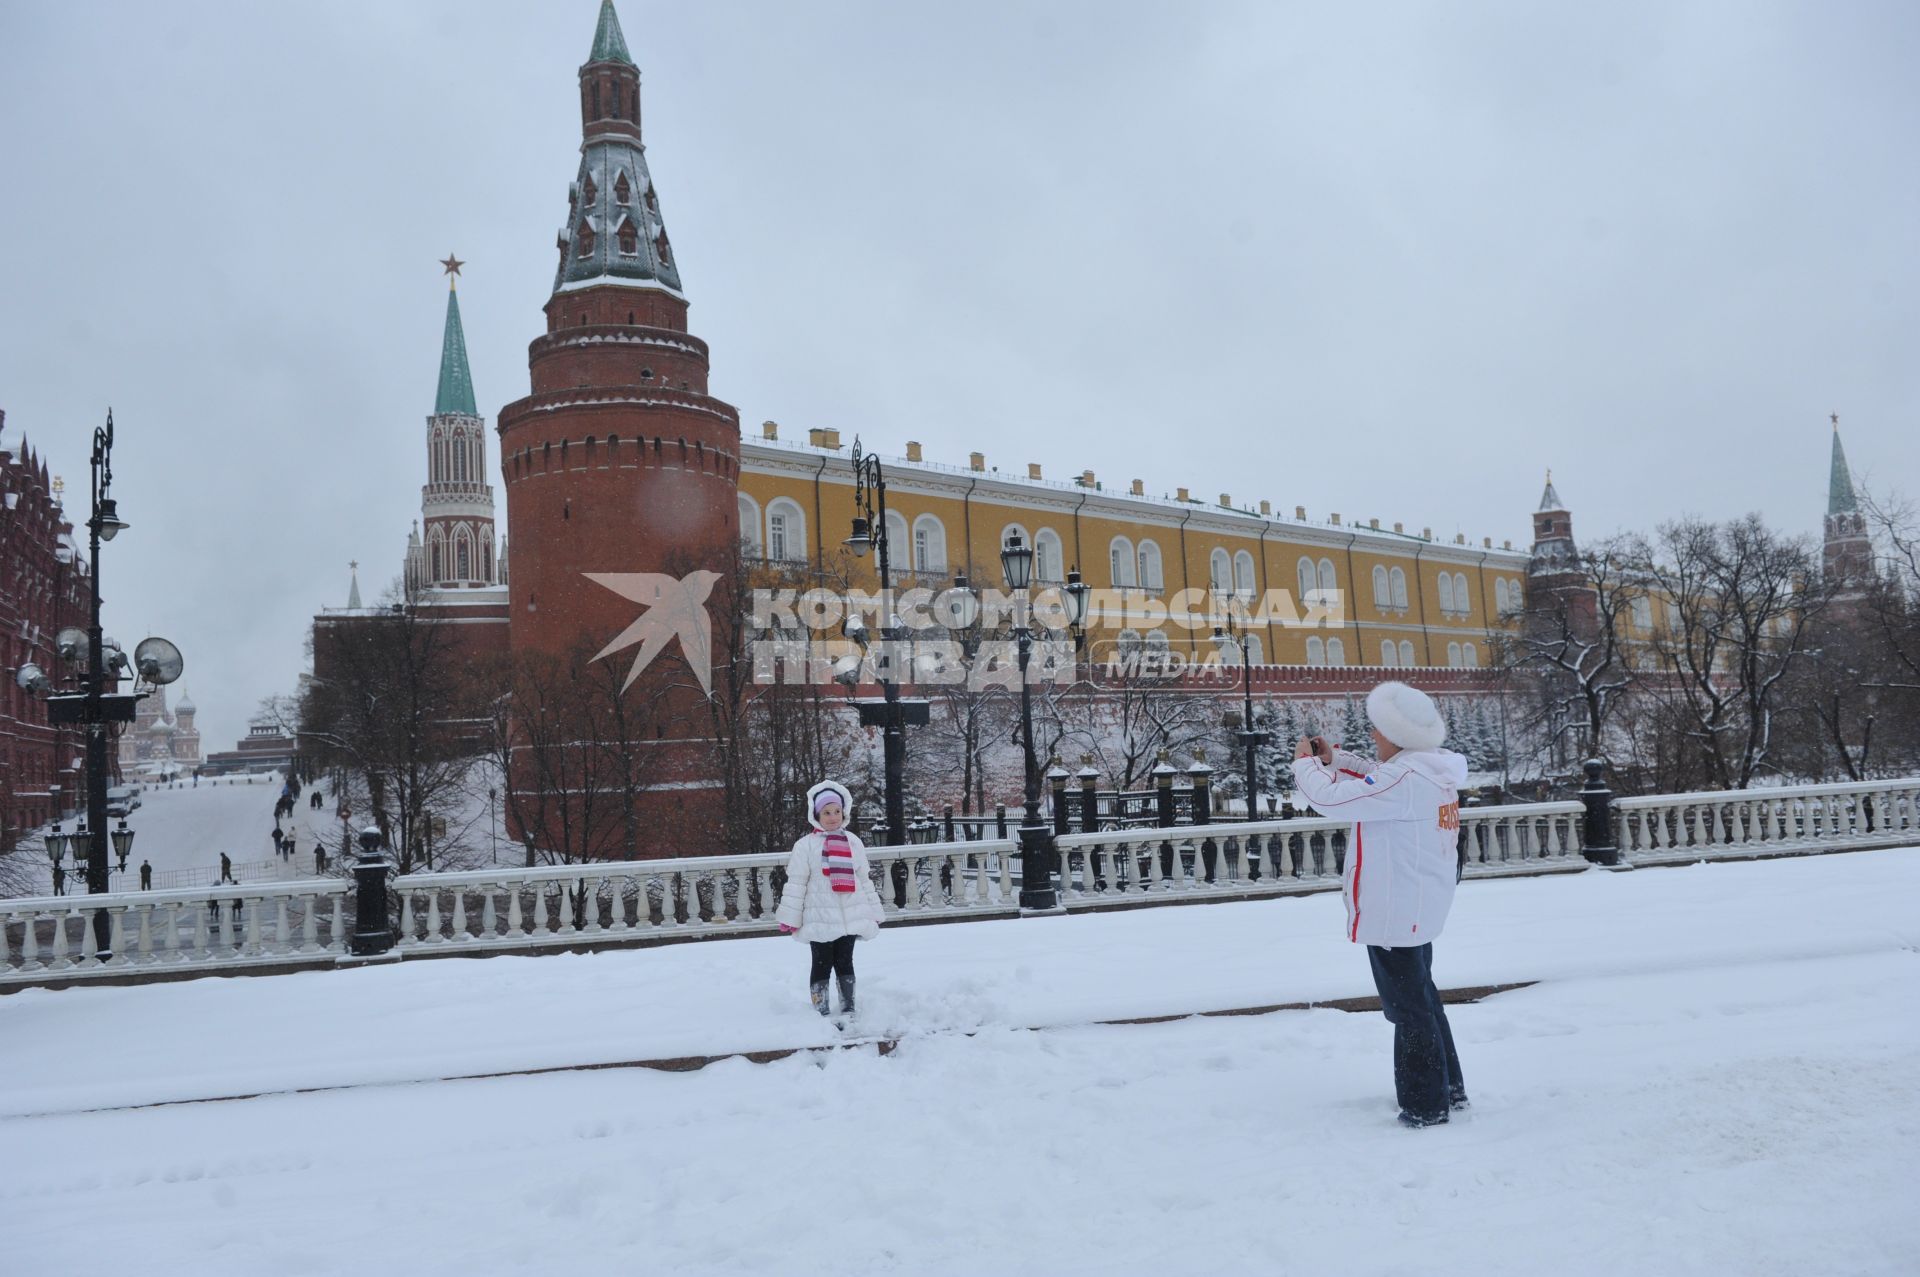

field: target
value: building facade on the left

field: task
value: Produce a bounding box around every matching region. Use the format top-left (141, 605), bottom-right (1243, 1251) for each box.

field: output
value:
top-left (0, 411), bottom-right (92, 848)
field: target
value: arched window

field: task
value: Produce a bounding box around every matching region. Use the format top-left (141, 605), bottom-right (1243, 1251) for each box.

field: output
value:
top-left (1453, 573), bottom-right (1471, 616)
top-left (617, 217), bottom-right (638, 256)
top-left (1382, 639), bottom-right (1399, 667)
top-left (1462, 642), bottom-right (1478, 668)
top-left (456, 535), bottom-right (471, 581)
top-left (429, 530), bottom-right (444, 582)
top-left (1317, 559), bottom-right (1337, 593)
top-left (1234, 550), bottom-right (1256, 597)
top-left (1306, 637), bottom-right (1325, 666)
top-left (1117, 628), bottom-right (1143, 658)
top-left (1326, 637), bottom-right (1346, 666)
top-left (614, 172), bottom-right (631, 204)
top-left (1400, 640), bottom-right (1416, 666)
top-left (885, 511), bottom-right (910, 567)
top-left (737, 494), bottom-right (763, 557)
top-left (1109, 536), bottom-right (1137, 588)
top-left (767, 498), bottom-right (807, 565)
top-left (1145, 630), bottom-right (1172, 665)
top-left (576, 219), bottom-right (596, 257)
top-left (1447, 641), bottom-right (1462, 667)
top-left (1137, 540), bottom-right (1164, 591)
top-left (1372, 565), bottom-right (1391, 607)
top-left (1438, 573), bottom-right (1457, 614)
top-left (482, 539), bottom-right (492, 581)
top-left (1296, 557), bottom-right (1316, 601)
top-left (1390, 567), bottom-right (1409, 609)
top-left (913, 514), bottom-right (946, 574)
top-left (1245, 633), bottom-right (1263, 665)
top-left (1494, 578), bottom-right (1510, 614)
top-left (1033, 527), bottom-right (1063, 583)
top-left (1209, 548), bottom-right (1231, 593)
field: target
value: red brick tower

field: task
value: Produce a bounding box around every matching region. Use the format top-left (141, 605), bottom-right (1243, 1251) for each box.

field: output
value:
top-left (496, 0), bottom-right (740, 854)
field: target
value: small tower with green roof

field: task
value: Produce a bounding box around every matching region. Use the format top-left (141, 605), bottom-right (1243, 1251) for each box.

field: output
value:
top-left (1823, 413), bottom-right (1871, 594)
top-left (408, 256), bottom-right (500, 592)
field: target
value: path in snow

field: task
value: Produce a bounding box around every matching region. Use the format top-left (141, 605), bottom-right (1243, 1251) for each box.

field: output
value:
top-left (14, 772), bottom-right (346, 896)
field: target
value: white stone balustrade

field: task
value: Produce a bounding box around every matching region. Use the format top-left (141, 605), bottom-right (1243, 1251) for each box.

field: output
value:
top-left (6, 776), bottom-right (1917, 990)
top-left (1052, 801), bottom-right (1587, 906)
top-left (386, 837), bottom-right (1021, 951)
top-left (1614, 778), bottom-right (1920, 863)
top-left (0, 878), bottom-right (351, 987)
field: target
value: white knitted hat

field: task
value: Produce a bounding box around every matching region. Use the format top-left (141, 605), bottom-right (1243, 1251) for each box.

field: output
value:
top-left (1365, 681), bottom-right (1446, 752)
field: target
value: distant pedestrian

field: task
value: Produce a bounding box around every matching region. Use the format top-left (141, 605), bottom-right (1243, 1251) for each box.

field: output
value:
top-left (312, 790), bottom-right (323, 811)
top-left (282, 833), bottom-right (296, 862)
top-left (139, 860), bottom-right (152, 890)
top-left (315, 846), bottom-right (327, 874)
top-left (52, 864), bottom-right (66, 896)
top-left (220, 852), bottom-right (234, 884)
top-left (271, 828), bottom-right (284, 858)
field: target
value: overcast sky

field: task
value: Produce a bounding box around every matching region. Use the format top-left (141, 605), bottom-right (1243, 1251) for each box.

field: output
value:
top-left (2, 0), bottom-right (1915, 753)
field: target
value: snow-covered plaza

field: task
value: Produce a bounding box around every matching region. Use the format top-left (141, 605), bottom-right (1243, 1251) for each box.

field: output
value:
top-left (2, 848), bottom-right (1915, 1275)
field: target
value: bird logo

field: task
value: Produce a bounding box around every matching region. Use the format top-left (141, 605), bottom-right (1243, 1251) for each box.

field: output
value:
top-left (585, 570), bottom-right (721, 696)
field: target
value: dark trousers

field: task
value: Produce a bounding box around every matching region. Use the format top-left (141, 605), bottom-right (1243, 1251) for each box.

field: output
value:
top-left (1367, 943), bottom-right (1466, 1120)
top-left (808, 935), bottom-right (857, 987)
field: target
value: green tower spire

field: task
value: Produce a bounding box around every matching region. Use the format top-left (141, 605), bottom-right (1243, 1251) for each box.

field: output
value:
top-left (435, 276), bottom-right (478, 418)
top-left (589, 0), bottom-right (633, 65)
top-left (1829, 417), bottom-right (1857, 515)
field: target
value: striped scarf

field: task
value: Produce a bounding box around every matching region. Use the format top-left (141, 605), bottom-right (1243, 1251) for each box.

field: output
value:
top-left (821, 831), bottom-right (857, 893)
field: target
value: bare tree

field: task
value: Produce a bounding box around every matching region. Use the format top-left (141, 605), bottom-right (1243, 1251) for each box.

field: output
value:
top-left (1641, 514), bottom-right (1832, 789)
top-left (298, 580), bottom-right (487, 873)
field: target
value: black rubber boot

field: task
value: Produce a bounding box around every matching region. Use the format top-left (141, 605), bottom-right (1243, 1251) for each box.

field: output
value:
top-left (838, 974), bottom-right (856, 1016)
top-left (809, 980), bottom-right (831, 1016)
top-left (1398, 1110), bottom-right (1450, 1129)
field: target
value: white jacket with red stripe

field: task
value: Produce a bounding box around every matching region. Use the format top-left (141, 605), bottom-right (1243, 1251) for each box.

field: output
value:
top-left (1290, 747), bottom-right (1470, 948)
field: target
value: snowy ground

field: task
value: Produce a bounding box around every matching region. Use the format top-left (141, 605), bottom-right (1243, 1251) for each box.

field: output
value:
top-left (8, 771), bottom-right (342, 895)
top-left (1, 852), bottom-right (1916, 1274)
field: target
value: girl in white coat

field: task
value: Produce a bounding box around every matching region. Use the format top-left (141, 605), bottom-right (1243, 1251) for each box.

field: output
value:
top-left (775, 780), bottom-right (886, 1016)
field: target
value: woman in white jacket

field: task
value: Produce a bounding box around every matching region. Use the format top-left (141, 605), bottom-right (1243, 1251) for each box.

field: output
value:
top-left (775, 780), bottom-right (886, 1017)
top-left (1292, 682), bottom-right (1471, 1129)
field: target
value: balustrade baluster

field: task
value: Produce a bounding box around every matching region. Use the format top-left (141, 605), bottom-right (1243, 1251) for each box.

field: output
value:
top-left (426, 888), bottom-right (445, 943)
top-left (242, 897), bottom-right (263, 956)
top-left (192, 897), bottom-right (209, 956)
top-left (300, 895), bottom-right (319, 952)
top-left (48, 908), bottom-right (70, 969)
top-left (450, 886), bottom-right (470, 942)
top-left (508, 885), bottom-right (526, 937)
top-left (134, 905), bottom-right (154, 962)
top-left (580, 877), bottom-right (602, 934)
top-left (480, 889), bottom-right (498, 939)
top-left (531, 883), bottom-right (551, 937)
top-left (273, 897), bottom-right (291, 953)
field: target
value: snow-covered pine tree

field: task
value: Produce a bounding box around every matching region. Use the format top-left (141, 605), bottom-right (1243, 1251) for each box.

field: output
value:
top-left (1340, 694), bottom-right (1374, 759)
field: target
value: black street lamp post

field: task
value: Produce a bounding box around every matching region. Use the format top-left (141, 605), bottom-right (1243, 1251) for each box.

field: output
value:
top-left (1000, 534), bottom-right (1088, 911)
top-left (81, 414), bottom-right (130, 951)
top-left (1213, 610), bottom-right (1268, 821)
top-left (844, 437), bottom-right (910, 845)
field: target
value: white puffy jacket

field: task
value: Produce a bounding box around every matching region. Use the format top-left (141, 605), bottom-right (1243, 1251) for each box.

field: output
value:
top-left (1291, 747), bottom-right (1469, 948)
top-left (774, 782), bottom-right (886, 943)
